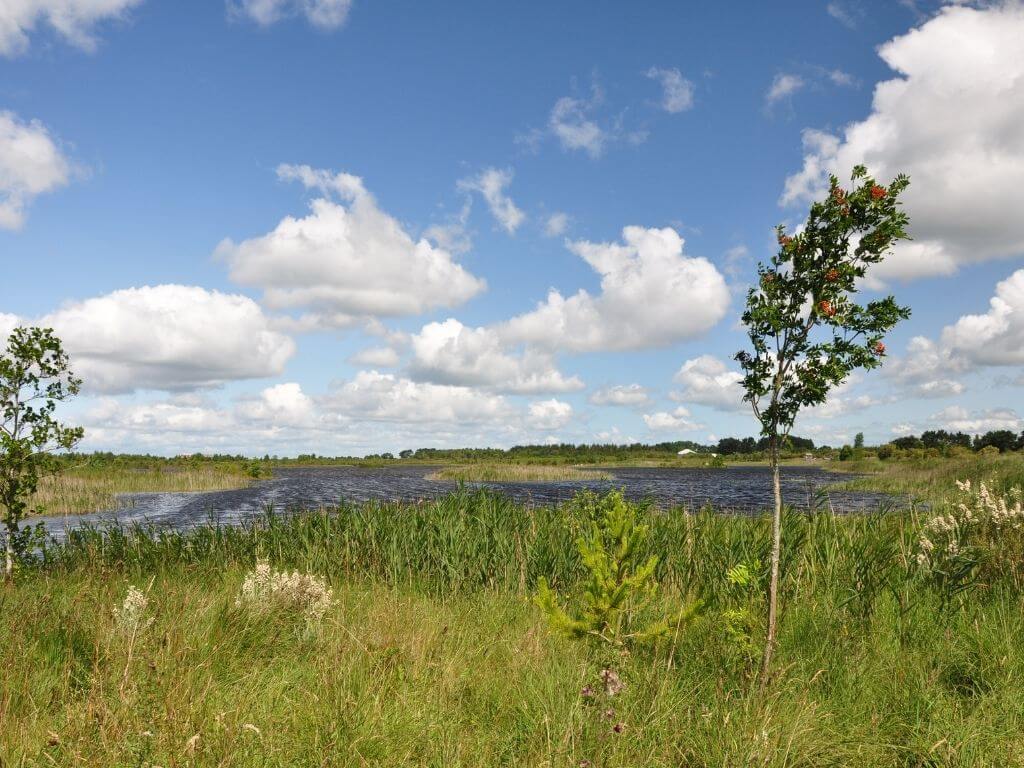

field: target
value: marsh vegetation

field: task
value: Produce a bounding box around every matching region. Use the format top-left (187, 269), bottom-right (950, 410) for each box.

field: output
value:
top-left (427, 463), bottom-right (613, 483)
top-left (32, 459), bottom-right (257, 516)
top-left (5, 483), bottom-right (1024, 765)
top-left (832, 450), bottom-right (1024, 507)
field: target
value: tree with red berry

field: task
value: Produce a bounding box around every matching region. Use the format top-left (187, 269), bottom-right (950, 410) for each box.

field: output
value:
top-left (735, 165), bottom-right (911, 682)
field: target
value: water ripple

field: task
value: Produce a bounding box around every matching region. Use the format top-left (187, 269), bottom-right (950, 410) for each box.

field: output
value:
top-left (34, 464), bottom-right (894, 541)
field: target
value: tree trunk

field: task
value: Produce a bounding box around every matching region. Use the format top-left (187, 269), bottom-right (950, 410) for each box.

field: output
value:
top-left (760, 435), bottom-right (783, 684)
top-left (3, 526), bottom-right (13, 582)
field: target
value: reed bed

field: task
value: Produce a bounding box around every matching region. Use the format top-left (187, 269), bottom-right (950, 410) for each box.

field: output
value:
top-left (31, 465), bottom-right (254, 516)
top-left (35, 490), bottom-right (913, 598)
top-left (5, 489), bottom-right (1024, 765)
top-left (428, 463), bottom-right (613, 483)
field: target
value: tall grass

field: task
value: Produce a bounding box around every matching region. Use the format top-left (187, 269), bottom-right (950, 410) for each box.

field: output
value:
top-left (31, 464), bottom-right (254, 516)
top-left (834, 451), bottom-right (1024, 506)
top-left (6, 489), bottom-right (1024, 765)
top-left (37, 489), bottom-right (910, 597)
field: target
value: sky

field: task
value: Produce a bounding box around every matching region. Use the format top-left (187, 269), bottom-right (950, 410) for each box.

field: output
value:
top-left (1, 0), bottom-right (1024, 456)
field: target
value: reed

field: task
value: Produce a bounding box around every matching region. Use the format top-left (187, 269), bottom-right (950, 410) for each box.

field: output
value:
top-left (428, 463), bottom-right (613, 483)
top-left (31, 464), bottom-right (254, 516)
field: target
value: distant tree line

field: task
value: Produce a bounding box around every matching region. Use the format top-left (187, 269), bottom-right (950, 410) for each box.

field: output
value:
top-left (888, 429), bottom-right (1024, 453)
top-left (712, 436), bottom-right (816, 456)
top-left (55, 428), bottom-right (1024, 468)
top-left (407, 441), bottom-right (706, 462)
top-left (61, 438), bottom-right (826, 466)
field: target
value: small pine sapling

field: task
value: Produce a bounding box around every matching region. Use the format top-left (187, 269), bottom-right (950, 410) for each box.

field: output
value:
top-left (535, 491), bottom-right (700, 650)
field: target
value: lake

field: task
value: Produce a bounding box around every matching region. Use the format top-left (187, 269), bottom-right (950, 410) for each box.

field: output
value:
top-left (34, 465), bottom-right (896, 540)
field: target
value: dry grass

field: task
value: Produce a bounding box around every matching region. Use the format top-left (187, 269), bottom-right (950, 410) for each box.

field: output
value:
top-left (32, 466), bottom-right (253, 516)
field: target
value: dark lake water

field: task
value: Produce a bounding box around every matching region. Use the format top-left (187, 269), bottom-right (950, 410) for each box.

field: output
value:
top-left (35, 465), bottom-right (895, 541)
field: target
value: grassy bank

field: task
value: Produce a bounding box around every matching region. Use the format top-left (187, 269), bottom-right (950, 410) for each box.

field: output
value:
top-left (832, 451), bottom-right (1024, 506)
top-left (32, 463), bottom-right (255, 516)
top-left (5, 489), bottom-right (1024, 765)
top-left (428, 463), bottom-right (613, 482)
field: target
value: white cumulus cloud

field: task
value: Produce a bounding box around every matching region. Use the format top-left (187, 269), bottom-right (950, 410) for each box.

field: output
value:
top-left (527, 398), bottom-right (573, 430)
top-left (217, 165), bottom-right (486, 329)
top-left (41, 284), bottom-right (295, 393)
top-left (500, 225), bottom-right (729, 353)
top-left (670, 355), bottom-right (744, 410)
top-left (85, 396), bottom-right (233, 436)
top-left (589, 384), bottom-right (650, 407)
top-left (0, 312), bottom-right (18, 342)
top-left (0, 111), bottom-right (73, 229)
top-left (643, 406), bottom-right (702, 432)
top-left (236, 382), bottom-right (315, 427)
top-left (886, 336), bottom-right (966, 398)
top-left (781, 3), bottom-right (1024, 283)
top-left (942, 269), bottom-right (1024, 367)
top-left (322, 370), bottom-right (512, 425)
top-left (409, 318), bottom-right (583, 394)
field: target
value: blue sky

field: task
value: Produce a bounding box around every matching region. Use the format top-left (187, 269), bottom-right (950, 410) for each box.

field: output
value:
top-left (2, 0), bottom-right (1023, 456)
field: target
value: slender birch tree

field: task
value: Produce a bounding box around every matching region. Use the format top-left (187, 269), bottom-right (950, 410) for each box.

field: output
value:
top-left (735, 165), bottom-right (911, 680)
top-left (0, 326), bottom-right (83, 580)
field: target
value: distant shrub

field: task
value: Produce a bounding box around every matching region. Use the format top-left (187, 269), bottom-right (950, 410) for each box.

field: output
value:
top-left (244, 461), bottom-right (267, 479)
top-left (979, 445), bottom-right (1001, 457)
top-left (877, 444), bottom-right (895, 460)
top-left (838, 445), bottom-right (854, 461)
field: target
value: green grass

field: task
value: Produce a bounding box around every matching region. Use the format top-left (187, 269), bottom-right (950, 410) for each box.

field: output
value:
top-left (5, 488), bottom-right (1024, 765)
top-left (428, 463), bottom-right (613, 482)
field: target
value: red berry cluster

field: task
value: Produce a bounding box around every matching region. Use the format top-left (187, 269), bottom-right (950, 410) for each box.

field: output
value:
top-left (778, 235), bottom-right (793, 247)
top-left (870, 185), bottom-right (887, 200)
top-left (832, 188), bottom-right (846, 203)
top-left (818, 300), bottom-right (836, 317)
top-left (825, 268), bottom-right (840, 282)
top-left (873, 341), bottom-right (886, 356)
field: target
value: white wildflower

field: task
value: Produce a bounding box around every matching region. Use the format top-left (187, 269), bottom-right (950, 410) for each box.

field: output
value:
top-left (114, 585), bottom-right (154, 633)
top-left (917, 479), bottom-right (1024, 572)
top-left (235, 560), bottom-right (333, 623)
